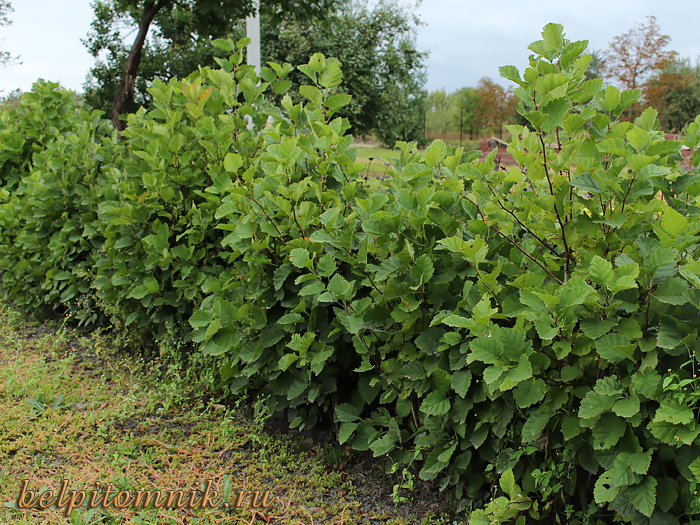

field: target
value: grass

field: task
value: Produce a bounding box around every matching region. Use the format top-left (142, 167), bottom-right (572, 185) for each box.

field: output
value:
top-left (353, 147), bottom-right (402, 179)
top-left (351, 140), bottom-right (481, 179)
top-left (0, 303), bottom-right (459, 525)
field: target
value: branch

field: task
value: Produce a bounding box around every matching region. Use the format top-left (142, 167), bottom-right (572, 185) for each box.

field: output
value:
top-left (460, 193), bottom-right (564, 286)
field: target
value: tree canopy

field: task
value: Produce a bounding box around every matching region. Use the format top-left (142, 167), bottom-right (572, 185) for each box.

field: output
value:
top-left (84, 0), bottom-right (340, 130)
top-left (84, 0), bottom-right (428, 146)
top-left (602, 15), bottom-right (676, 91)
top-left (0, 0), bottom-right (18, 68)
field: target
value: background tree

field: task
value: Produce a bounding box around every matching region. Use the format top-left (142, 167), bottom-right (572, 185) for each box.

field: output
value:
top-left (0, 0), bottom-right (19, 68)
top-left (474, 77), bottom-right (516, 139)
top-left (84, 0), bottom-right (427, 146)
top-left (452, 86), bottom-right (478, 141)
top-left (425, 88), bottom-right (453, 135)
top-left (602, 15), bottom-right (676, 92)
top-left (255, 0), bottom-right (427, 146)
top-left (84, 0), bottom-right (339, 131)
top-left (644, 58), bottom-right (700, 132)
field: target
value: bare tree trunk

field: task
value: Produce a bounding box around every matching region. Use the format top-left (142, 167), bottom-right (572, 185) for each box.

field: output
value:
top-left (112, 0), bottom-right (169, 132)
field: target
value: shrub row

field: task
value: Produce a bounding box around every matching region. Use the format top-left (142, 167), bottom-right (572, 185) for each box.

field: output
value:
top-left (3, 26), bottom-right (700, 523)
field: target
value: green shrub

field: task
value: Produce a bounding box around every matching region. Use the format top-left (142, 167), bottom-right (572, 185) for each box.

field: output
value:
top-left (91, 38), bottom-right (314, 353)
top-left (191, 24), bottom-right (700, 523)
top-left (0, 82), bottom-right (91, 190)
top-left (4, 23), bottom-right (700, 524)
top-left (0, 82), bottom-right (120, 321)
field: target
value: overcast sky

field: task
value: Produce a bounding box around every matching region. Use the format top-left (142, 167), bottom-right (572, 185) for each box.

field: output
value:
top-left (1, 0), bottom-right (700, 96)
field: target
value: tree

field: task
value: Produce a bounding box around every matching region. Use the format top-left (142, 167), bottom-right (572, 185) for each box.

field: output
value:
top-left (85, 0), bottom-right (339, 131)
top-left (452, 87), bottom-right (478, 142)
top-left (602, 15), bottom-right (676, 91)
top-left (0, 0), bottom-right (19, 68)
top-left (474, 77), bottom-right (516, 139)
top-left (644, 58), bottom-right (700, 132)
top-left (84, 0), bottom-right (427, 146)
top-left (257, 0), bottom-right (427, 146)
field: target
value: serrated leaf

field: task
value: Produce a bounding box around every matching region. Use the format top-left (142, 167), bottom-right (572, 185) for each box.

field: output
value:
top-left (223, 152), bottom-right (243, 173)
top-left (452, 370), bottom-right (472, 398)
top-left (411, 254), bottom-right (434, 289)
top-left (420, 391), bottom-right (451, 416)
top-left (338, 422), bottom-right (358, 444)
top-left (561, 416), bottom-right (582, 440)
top-left (579, 390), bottom-right (617, 419)
top-left (513, 378), bottom-right (546, 408)
top-left (500, 468), bottom-right (518, 499)
top-left (369, 433), bottom-right (396, 457)
top-left (189, 309), bottom-right (213, 328)
top-left (289, 247), bottom-right (310, 268)
top-left (335, 403), bottom-right (360, 422)
top-left (613, 395), bottom-right (640, 418)
top-left (589, 256), bottom-right (613, 286)
top-left (654, 399), bottom-right (694, 425)
top-left (628, 476), bottom-right (657, 518)
top-left (592, 413), bottom-right (626, 450)
top-left (580, 318), bottom-right (615, 340)
top-left (594, 472), bottom-right (619, 503)
top-left (521, 407), bottom-right (551, 443)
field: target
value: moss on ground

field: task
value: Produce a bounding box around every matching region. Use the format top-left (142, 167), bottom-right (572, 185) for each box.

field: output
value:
top-left (0, 303), bottom-right (459, 525)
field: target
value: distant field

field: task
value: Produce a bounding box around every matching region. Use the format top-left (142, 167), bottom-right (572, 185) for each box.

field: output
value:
top-left (353, 145), bottom-right (403, 178)
top-left (351, 139), bottom-right (481, 178)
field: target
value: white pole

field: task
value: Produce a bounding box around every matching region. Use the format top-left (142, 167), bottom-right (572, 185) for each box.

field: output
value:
top-left (246, 0), bottom-right (261, 75)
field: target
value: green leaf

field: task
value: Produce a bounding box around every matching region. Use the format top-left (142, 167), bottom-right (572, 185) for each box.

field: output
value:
top-left (189, 310), bottom-right (213, 328)
top-left (521, 406), bottom-right (551, 443)
top-left (572, 172), bottom-right (602, 193)
top-left (653, 277), bottom-right (688, 305)
top-left (452, 370), bottom-right (472, 398)
top-left (589, 256), bottom-right (613, 286)
top-left (289, 248), bottom-right (311, 268)
top-left (613, 395), bottom-right (640, 418)
top-left (541, 22), bottom-right (565, 51)
top-left (579, 390), bottom-right (617, 419)
top-left (128, 285), bottom-right (149, 299)
top-left (338, 422), bottom-right (358, 444)
top-left (370, 433), bottom-right (396, 457)
top-left (499, 354), bottom-right (533, 391)
top-left (278, 354), bottom-right (298, 371)
top-left (594, 472), bottom-right (619, 503)
top-left (580, 318), bottom-right (615, 340)
top-left (278, 313), bottom-right (303, 325)
top-left (375, 257), bottom-right (402, 282)
top-left (627, 450), bottom-right (653, 476)
top-left (513, 378), bottom-right (546, 408)
top-left (425, 139), bottom-right (447, 167)
top-left (592, 413), bottom-right (626, 449)
top-left (628, 476), bottom-right (657, 518)
top-left (561, 416), bottom-right (582, 440)
top-left (690, 457), bottom-right (700, 482)
top-left (410, 255), bottom-right (434, 289)
top-left (299, 85), bottom-right (322, 106)
top-left (318, 58), bottom-right (343, 88)
top-left (336, 309), bottom-right (363, 334)
top-left (500, 468), bottom-right (518, 499)
top-left (324, 93), bottom-right (351, 112)
top-left (654, 399), bottom-right (694, 425)
top-left (335, 403), bottom-right (360, 422)
top-left (420, 391), bottom-right (451, 416)
top-left (596, 85), bottom-right (621, 112)
top-left (299, 280), bottom-right (325, 296)
top-left (223, 152), bottom-right (243, 173)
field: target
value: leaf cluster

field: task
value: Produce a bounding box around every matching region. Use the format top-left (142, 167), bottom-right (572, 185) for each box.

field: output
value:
top-left (5, 24), bottom-right (700, 524)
